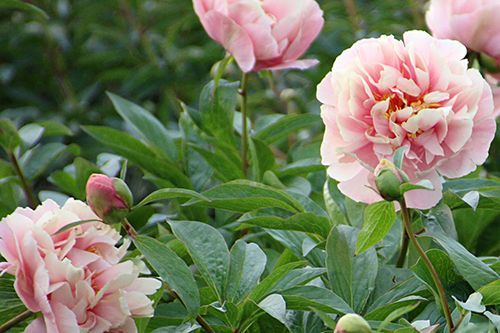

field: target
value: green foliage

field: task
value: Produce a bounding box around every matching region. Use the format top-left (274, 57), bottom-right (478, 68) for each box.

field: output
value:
top-left (0, 1), bottom-right (498, 332)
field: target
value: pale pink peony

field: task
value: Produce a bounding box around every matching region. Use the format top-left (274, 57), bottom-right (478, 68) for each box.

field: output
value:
top-left (426, 0), bottom-right (500, 62)
top-left (193, 0), bottom-right (324, 72)
top-left (0, 199), bottom-right (161, 333)
top-left (487, 75), bottom-right (500, 117)
top-left (317, 31), bottom-right (496, 209)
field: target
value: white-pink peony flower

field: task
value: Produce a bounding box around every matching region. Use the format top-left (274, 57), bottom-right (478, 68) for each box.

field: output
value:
top-left (0, 199), bottom-right (161, 333)
top-left (317, 31), bottom-right (496, 209)
top-left (426, 0), bottom-right (500, 62)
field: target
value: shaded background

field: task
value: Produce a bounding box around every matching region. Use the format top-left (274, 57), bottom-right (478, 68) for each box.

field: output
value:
top-left (0, 0), bottom-right (427, 126)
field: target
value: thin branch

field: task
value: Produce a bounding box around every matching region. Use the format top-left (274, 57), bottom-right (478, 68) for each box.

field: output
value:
top-left (400, 200), bottom-right (454, 332)
top-left (0, 310), bottom-right (33, 333)
top-left (8, 152), bottom-right (38, 208)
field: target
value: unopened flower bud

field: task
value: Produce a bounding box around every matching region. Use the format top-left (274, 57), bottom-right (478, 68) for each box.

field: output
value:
top-left (86, 174), bottom-right (133, 224)
top-left (334, 314), bottom-right (372, 333)
top-left (374, 159), bottom-right (405, 202)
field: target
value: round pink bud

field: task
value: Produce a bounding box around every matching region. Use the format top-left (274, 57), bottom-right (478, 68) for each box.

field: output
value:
top-left (85, 173), bottom-right (133, 224)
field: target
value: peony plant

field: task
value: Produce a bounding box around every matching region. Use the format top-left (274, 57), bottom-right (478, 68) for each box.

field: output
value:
top-left (0, 1), bottom-right (499, 333)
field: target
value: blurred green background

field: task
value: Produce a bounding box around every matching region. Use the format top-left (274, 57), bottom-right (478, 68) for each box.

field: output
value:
top-left (0, 0), bottom-right (426, 128)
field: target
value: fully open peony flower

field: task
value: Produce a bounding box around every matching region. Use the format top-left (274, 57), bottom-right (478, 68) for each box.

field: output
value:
top-left (318, 31), bottom-right (496, 209)
top-left (0, 199), bottom-right (161, 333)
top-left (426, 0), bottom-right (500, 62)
top-left (193, 0), bottom-right (324, 72)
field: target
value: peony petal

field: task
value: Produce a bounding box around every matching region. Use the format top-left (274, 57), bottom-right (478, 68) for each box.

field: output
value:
top-left (201, 10), bottom-right (256, 72)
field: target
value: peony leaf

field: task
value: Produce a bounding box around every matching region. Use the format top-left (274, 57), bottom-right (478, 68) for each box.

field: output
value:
top-left (133, 235), bottom-right (200, 318)
top-left (356, 201), bottom-right (396, 255)
top-left (399, 179), bottom-right (434, 194)
top-left (135, 188), bottom-right (210, 208)
top-left (327, 225), bottom-right (378, 313)
top-left (168, 221), bottom-right (230, 302)
top-left (108, 92), bottom-right (177, 161)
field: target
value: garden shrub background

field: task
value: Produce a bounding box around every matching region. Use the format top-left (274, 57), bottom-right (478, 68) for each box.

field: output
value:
top-left (0, 0), bottom-right (499, 332)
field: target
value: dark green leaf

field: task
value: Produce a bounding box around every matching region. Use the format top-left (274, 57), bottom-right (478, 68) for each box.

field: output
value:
top-left (226, 240), bottom-right (267, 304)
top-left (22, 143), bottom-right (75, 180)
top-left (239, 213), bottom-right (332, 239)
top-left (326, 225), bottom-right (378, 313)
top-left (133, 235), bottom-right (200, 318)
top-left (108, 92), bottom-right (177, 161)
top-left (424, 224), bottom-right (498, 290)
top-left (254, 114), bottom-right (321, 144)
top-left (191, 145), bottom-right (243, 181)
top-left (136, 188), bottom-right (210, 208)
top-left (0, 119), bottom-right (21, 152)
top-left (82, 126), bottom-right (191, 188)
top-left (412, 249), bottom-right (462, 296)
top-left (191, 80), bottom-right (238, 145)
top-left (184, 180), bottom-right (304, 213)
top-left (249, 261), bottom-right (305, 302)
top-left (169, 221), bottom-right (230, 301)
top-left (276, 158), bottom-right (324, 178)
top-left (281, 286), bottom-right (353, 315)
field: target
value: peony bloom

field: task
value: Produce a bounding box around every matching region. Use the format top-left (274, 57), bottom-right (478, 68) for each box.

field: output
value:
top-left (86, 174), bottom-right (132, 224)
top-left (193, 0), bottom-right (324, 72)
top-left (487, 75), bottom-right (500, 117)
top-left (426, 0), bottom-right (500, 62)
top-left (0, 199), bottom-right (161, 333)
top-left (317, 31), bottom-right (496, 209)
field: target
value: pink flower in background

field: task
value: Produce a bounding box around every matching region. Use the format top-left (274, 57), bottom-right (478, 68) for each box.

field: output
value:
top-left (0, 199), bottom-right (161, 333)
top-left (426, 0), bottom-right (500, 62)
top-left (193, 0), bottom-right (324, 72)
top-left (317, 31), bottom-right (496, 209)
top-left (487, 75), bottom-right (500, 117)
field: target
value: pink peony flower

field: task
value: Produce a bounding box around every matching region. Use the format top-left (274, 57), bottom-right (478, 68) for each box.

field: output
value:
top-left (193, 0), bottom-right (324, 72)
top-left (426, 0), bottom-right (500, 62)
top-left (0, 199), bottom-right (161, 333)
top-left (487, 75), bottom-right (500, 117)
top-left (317, 31), bottom-right (496, 209)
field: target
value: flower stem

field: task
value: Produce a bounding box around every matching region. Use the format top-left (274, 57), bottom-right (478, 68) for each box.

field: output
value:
top-left (343, 0), bottom-right (360, 33)
top-left (122, 218), bottom-right (138, 239)
top-left (396, 229), bottom-right (409, 268)
top-left (8, 152), bottom-right (38, 208)
top-left (239, 72), bottom-right (249, 176)
top-left (0, 310), bottom-right (33, 333)
top-left (400, 199), bottom-right (454, 332)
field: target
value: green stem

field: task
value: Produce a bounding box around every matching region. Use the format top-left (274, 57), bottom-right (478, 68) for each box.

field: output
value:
top-left (396, 229), bottom-right (409, 268)
top-left (0, 310), bottom-right (33, 333)
top-left (239, 72), bottom-right (249, 176)
top-left (343, 0), bottom-right (360, 33)
top-left (400, 199), bottom-right (454, 332)
top-left (8, 152), bottom-right (38, 208)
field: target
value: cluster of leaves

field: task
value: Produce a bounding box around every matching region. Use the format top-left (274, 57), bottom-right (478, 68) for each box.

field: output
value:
top-left (0, 0), bottom-right (499, 333)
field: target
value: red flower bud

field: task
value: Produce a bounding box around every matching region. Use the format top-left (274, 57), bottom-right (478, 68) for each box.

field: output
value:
top-left (85, 174), bottom-right (133, 224)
